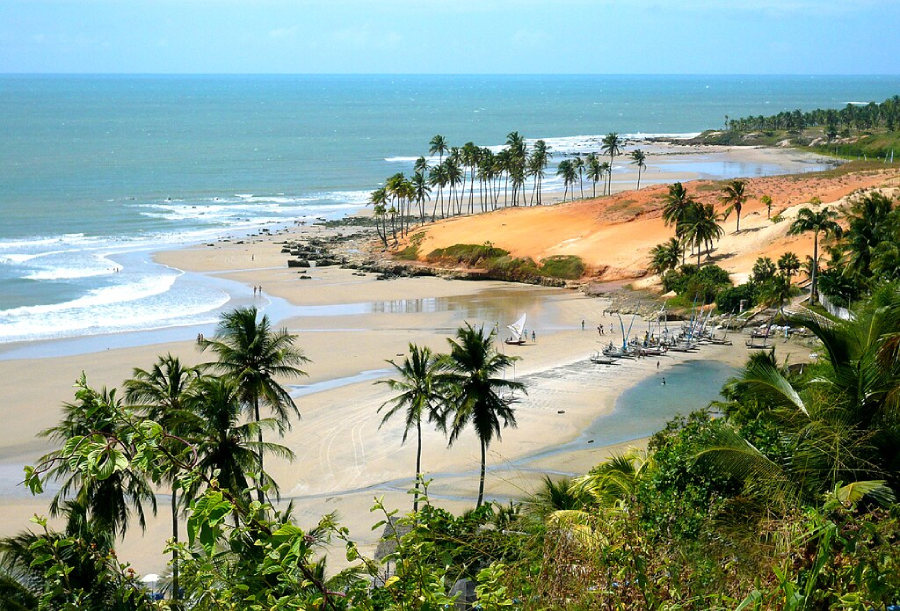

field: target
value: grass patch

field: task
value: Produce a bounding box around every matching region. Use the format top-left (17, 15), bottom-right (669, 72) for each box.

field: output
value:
top-left (540, 255), bottom-right (585, 280)
top-left (484, 256), bottom-right (541, 281)
top-left (394, 244), bottom-right (420, 260)
top-left (426, 243), bottom-right (510, 266)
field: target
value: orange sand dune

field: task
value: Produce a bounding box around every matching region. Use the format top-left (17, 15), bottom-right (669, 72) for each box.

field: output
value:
top-left (409, 169), bottom-right (899, 284)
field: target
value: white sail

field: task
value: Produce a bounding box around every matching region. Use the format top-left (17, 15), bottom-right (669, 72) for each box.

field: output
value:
top-left (507, 313), bottom-right (526, 342)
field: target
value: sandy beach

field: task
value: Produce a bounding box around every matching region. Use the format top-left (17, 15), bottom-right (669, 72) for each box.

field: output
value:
top-left (0, 143), bottom-right (841, 576)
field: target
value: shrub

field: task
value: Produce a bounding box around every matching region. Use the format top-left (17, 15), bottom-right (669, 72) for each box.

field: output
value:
top-left (663, 264), bottom-right (732, 305)
top-left (539, 255), bottom-right (585, 280)
top-left (715, 283), bottom-right (757, 313)
top-left (426, 243), bottom-right (509, 266)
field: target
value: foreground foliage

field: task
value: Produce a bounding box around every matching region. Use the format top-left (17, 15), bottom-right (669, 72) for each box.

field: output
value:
top-left (5, 290), bottom-right (900, 609)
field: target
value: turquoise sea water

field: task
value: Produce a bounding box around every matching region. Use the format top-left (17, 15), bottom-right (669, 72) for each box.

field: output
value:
top-left (2, 74), bottom-right (899, 343)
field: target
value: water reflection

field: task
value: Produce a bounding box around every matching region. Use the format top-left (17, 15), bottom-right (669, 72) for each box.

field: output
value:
top-left (283, 286), bottom-right (572, 330)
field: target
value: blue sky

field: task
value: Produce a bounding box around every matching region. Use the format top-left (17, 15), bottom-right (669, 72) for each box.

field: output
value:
top-left (1, 0), bottom-right (897, 74)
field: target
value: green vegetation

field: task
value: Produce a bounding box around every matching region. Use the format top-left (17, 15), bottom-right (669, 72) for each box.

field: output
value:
top-left (662, 264), bottom-right (732, 305)
top-left (694, 95), bottom-right (900, 162)
top-left (426, 243), bottom-right (510, 266)
top-left (425, 243), bottom-right (585, 282)
top-left (538, 255), bottom-right (585, 280)
top-left (9, 290), bottom-right (900, 609)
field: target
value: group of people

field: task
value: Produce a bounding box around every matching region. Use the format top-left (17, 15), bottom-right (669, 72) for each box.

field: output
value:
top-left (253, 285), bottom-right (263, 296)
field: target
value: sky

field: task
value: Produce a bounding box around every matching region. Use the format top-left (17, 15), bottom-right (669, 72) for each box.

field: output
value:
top-left (1, 0), bottom-right (898, 74)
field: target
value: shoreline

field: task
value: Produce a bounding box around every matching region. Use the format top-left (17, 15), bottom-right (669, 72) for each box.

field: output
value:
top-left (0, 142), bottom-right (838, 576)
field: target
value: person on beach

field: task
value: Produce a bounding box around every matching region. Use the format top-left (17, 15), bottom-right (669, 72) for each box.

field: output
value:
top-left (532, 331), bottom-right (536, 343)
top-left (582, 320), bottom-right (585, 330)
top-left (662, 377), bottom-right (666, 385)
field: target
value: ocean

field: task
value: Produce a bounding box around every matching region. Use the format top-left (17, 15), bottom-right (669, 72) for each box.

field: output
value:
top-left (2, 74), bottom-right (899, 345)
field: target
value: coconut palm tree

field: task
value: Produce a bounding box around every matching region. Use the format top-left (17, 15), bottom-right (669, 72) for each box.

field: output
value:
top-left (428, 163), bottom-right (448, 220)
top-left (585, 153), bottom-right (602, 198)
top-left (788, 206), bottom-right (843, 305)
top-left (369, 187), bottom-right (389, 247)
top-left (720, 179), bottom-right (748, 232)
top-left (649, 238), bottom-right (682, 274)
top-left (601, 133), bottom-right (623, 195)
top-left (573, 156), bottom-right (585, 199)
top-left (683, 202), bottom-right (725, 265)
top-left (461, 142), bottom-right (480, 214)
top-left (662, 182), bottom-right (695, 264)
top-left (556, 160), bottom-right (577, 202)
top-left (201, 307), bottom-right (309, 504)
top-left (760, 194), bottom-right (773, 219)
top-left (124, 355), bottom-right (200, 603)
top-left (376, 344), bottom-right (447, 512)
top-left (630, 149), bottom-right (647, 190)
top-left (411, 171), bottom-right (431, 224)
top-left (531, 140), bottom-right (551, 205)
top-left (39, 378), bottom-right (157, 539)
top-left (186, 375), bottom-right (294, 504)
top-left (443, 323), bottom-right (525, 508)
top-left (429, 135), bottom-right (448, 167)
top-left (697, 298), bottom-right (900, 509)
top-left (414, 155), bottom-right (430, 176)
top-left (777, 252), bottom-right (801, 278)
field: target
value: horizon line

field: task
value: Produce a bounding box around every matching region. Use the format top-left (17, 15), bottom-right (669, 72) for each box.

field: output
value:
top-left (2, 72), bottom-right (900, 78)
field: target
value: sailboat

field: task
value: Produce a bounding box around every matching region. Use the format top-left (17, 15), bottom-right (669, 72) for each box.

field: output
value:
top-left (505, 313), bottom-right (527, 345)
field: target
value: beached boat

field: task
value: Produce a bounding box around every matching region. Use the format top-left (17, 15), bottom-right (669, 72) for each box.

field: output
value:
top-left (505, 313), bottom-right (527, 345)
top-left (590, 351), bottom-right (617, 364)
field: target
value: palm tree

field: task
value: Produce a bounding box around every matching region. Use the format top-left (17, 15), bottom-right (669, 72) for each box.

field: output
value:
top-left (698, 298), bottom-right (900, 509)
top-left (760, 194), bottom-right (773, 219)
top-left (461, 142), bottom-right (480, 214)
top-left (429, 135), bottom-right (448, 167)
top-left (201, 307), bottom-right (309, 504)
top-left (720, 179), bottom-right (748, 232)
top-left (531, 140), bottom-right (551, 205)
top-left (39, 378), bottom-right (157, 539)
top-left (414, 155), bottom-right (430, 176)
top-left (599, 162), bottom-right (611, 195)
top-left (649, 238), bottom-right (681, 274)
top-left (683, 202), bottom-right (725, 265)
top-left (428, 163), bottom-right (448, 220)
top-left (777, 252), bottom-right (801, 278)
top-left (556, 160), bottom-right (577, 202)
top-left (443, 323), bottom-right (526, 508)
top-left (630, 149), bottom-right (647, 190)
top-left (600, 133), bottom-right (623, 195)
top-left (586, 153), bottom-right (602, 198)
top-left (368, 187), bottom-right (389, 247)
top-left (124, 354), bottom-right (200, 603)
top-left (376, 344), bottom-right (447, 512)
top-left (186, 376), bottom-right (294, 504)
top-left (661, 182), bottom-right (695, 264)
top-left (411, 171), bottom-right (431, 224)
top-left (788, 206), bottom-right (843, 305)
top-left (572, 156), bottom-right (585, 199)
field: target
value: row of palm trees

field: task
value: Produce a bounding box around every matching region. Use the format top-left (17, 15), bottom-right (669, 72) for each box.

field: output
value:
top-left (369, 132), bottom-right (650, 243)
top-left (377, 324), bottom-right (524, 510)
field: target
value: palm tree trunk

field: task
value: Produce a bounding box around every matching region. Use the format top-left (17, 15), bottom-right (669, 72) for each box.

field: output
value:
top-left (414, 420), bottom-right (422, 513)
top-left (254, 397), bottom-right (265, 506)
top-left (477, 439), bottom-right (486, 508)
top-left (171, 485), bottom-right (180, 604)
top-left (637, 168), bottom-right (642, 190)
top-left (811, 233), bottom-right (819, 305)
